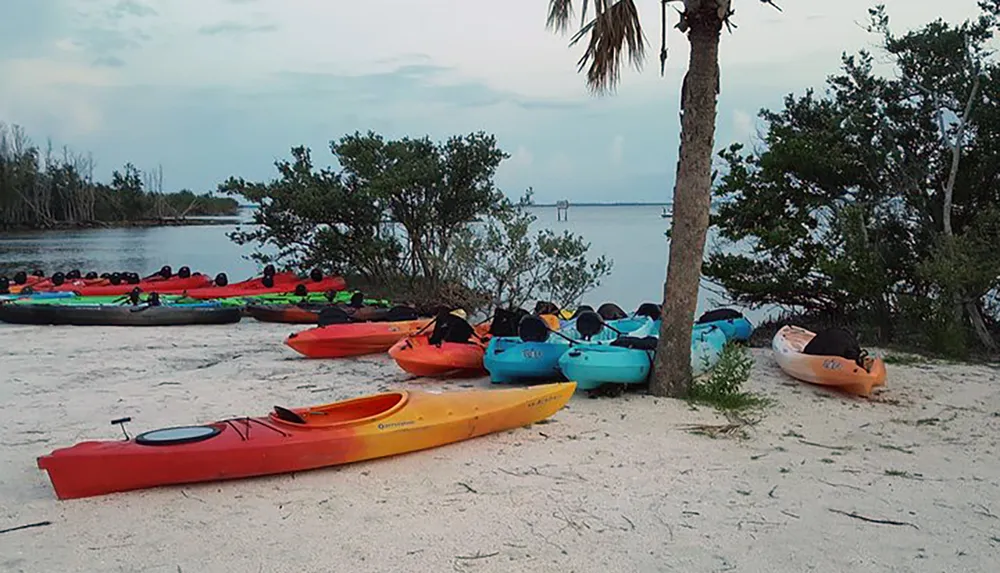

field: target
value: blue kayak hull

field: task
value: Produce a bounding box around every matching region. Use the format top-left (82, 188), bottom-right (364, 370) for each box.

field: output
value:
top-left (559, 324), bottom-right (728, 390)
top-left (484, 337), bottom-right (569, 384)
top-left (698, 317), bottom-right (753, 342)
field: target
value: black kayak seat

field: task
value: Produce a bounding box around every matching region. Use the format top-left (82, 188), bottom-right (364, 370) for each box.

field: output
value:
top-left (697, 308), bottom-right (744, 324)
top-left (610, 336), bottom-right (658, 351)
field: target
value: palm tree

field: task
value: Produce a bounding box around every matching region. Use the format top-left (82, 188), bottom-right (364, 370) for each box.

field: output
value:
top-left (546, 0), bottom-right (777, 398)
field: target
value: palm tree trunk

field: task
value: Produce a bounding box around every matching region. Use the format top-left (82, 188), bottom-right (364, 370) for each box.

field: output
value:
top-left (649, 5), bottom-right (722, 398)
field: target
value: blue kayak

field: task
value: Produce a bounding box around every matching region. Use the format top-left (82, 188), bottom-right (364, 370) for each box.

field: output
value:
top-left (0, 291), bottom-right (76, 301)
top-left (485, 315), bottom-right (658, 384)
top-left (695, 309), bottom-right (753, 342)
top-left (558, 323), bottom-right (727, 391)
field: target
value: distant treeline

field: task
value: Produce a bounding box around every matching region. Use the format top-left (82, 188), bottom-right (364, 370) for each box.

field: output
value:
top-left (0, 123), bottom-right (239, 230)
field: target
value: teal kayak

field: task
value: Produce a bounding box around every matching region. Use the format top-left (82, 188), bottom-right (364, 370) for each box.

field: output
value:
top-left (485, 312), bottom-right (658, 384)
top-left (558, 323), bottom-right (727, 391)
top-left (696, 308), bottom-right (753, 342)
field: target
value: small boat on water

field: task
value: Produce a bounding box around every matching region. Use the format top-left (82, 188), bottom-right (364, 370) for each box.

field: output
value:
top-left (36, 382), bottom-right (577, 500)
top-left (660, 206), bottom-right (673, 218)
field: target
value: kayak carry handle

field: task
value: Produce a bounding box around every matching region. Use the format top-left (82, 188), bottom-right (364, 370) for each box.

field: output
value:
top-left (111, 417), bottom-right (132, 441)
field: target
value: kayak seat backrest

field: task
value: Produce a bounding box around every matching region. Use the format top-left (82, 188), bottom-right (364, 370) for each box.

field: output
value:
top-left (597, 302), bottom-right (628, 320)
top-left (801, 327), bottom-right (867, 367)
top-left (429, 313), bottom-right (475, 345)
top-left (634, 302), bottom-right (662, 321)
top-left (697, 308), bottom-right (744, 324)
top-left (349, 291), bottom-right (365, 308)
top-left (610, 336), bottom-right (658, 351)
top-left (518, 314), bottom-right (550, 343)
top-left (574, 311), bottom-right (603, 340)
top-left (383, 306), bottom-right (420, 322)
top-left (490, 307), bottom-right (529, 337)
top-left (318, 307), bottom-right (354, 326)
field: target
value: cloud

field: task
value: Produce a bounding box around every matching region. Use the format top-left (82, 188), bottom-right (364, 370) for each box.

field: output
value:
top-left (0, 0), bottom-right (987, 203)
top-left (198, 22), bottom-right (279, 36)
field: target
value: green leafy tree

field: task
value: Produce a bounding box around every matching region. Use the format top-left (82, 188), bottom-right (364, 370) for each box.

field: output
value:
top-left (224, 133), bottom-right (612, 313)
top-left (705, 3), bottom-right (1000, 355)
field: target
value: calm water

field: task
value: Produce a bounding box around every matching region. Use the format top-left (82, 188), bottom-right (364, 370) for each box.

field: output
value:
top-left (0, 206), bottom-right (770, 323)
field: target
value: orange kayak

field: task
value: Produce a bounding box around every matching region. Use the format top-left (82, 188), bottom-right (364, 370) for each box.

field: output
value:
top-left (388, 325), bottom-right (491, 377)
top-left (285, 319), bottom-right (433, 358)
top-left (36, 382), bottom-right (577, 500)
top-left (772, 325), bottom-right (887, 396)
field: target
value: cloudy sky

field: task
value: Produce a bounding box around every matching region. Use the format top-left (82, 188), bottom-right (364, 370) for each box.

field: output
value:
top-left (0, 0), bottom-right (986, 203)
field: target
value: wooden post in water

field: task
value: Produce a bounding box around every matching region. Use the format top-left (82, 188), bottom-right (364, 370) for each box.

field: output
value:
top-left (556, 200), bottom-right (569, 221)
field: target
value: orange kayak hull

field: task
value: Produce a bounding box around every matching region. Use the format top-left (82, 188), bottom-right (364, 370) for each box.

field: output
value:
top-left (36, 382), bottom-right (576, 500)
top-left (772, 325), bottom-right (887, 396)
top-left (285, 319), bottom-right (434, 358)
top-left (388, 331), bottom-right (489, 378)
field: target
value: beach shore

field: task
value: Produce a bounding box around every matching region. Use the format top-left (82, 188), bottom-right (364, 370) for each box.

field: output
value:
top-left (1, 321), bottom-right (998, 572)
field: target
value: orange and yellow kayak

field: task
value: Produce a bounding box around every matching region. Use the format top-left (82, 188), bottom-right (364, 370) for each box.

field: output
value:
top-left (285, 319), bottom-right (435, 358)
top-left (772, 325), bottom-right (887, 396)
top-left (36, 382), bottom-right (577, 500)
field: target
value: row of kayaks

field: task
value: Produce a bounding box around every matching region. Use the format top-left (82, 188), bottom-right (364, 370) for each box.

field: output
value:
top-left (285, 304), bottom-right (756, 392)
top-left (0, 265), bottom-right (391, 326)
top-left (0, 264), bottom-right (347, 299)
top-left (284, 302), bottom-right (889, 397)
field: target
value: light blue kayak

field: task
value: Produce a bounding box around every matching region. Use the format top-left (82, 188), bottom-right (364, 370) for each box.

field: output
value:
top-left (485, 315), bottom-right (658, 384)
top-left (695, 309), bottom-right (753, 342)
top-left (558, 323), bottom-right (728, 391)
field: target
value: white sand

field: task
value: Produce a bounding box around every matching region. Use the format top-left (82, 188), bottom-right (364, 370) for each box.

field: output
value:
top-left (1, 320), bottom-right (998, 572)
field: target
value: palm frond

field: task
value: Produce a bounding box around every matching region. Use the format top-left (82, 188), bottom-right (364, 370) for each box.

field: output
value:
top-left (546, 0), bottom-right (575, 33)
top-left (566, 0), bottom-right (647, 94)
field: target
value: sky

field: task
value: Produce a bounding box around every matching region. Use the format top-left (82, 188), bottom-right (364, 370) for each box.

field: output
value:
top-left (0, 0), bottom-right (988, 203)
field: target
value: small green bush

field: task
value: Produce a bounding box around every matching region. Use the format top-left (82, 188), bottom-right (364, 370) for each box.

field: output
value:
top-left (688, 342), bottom-right (768, 411)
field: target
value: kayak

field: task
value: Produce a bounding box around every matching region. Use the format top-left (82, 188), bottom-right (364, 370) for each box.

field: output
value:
top-left (388, 326), bottom-right (492, 378)
top-left (246, 299), bottom-right (393, 324)
top-left (47, 274), bottom-right (214, 296)
top-left (0, 303), bottom-right (241, 326)
top-left (36, 381), bottom-right (577, 500)
top-left (182, 275), bottom-right (346, 299)
top-left (8, 294), bottom-right (188, 306)
top-left (286, 318), bottom-right (433, 358)
top-left (485, 315), bottom-right (657, 384)
top-left (0, 291), bottom-right (77, 301)
top-left (772, 325), bottom-right (886, 396)
top-left (557, 323), bottom-right (727, 390)
top-left (696, 308), bottom-right (753, 342)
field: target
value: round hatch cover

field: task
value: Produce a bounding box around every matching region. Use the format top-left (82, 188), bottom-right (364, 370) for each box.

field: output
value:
top-left (135, 425), bottom-right (221, 446)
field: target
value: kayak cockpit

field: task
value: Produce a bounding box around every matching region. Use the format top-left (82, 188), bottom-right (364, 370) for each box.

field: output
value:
top-left (268, 391), bottom-right (409, 428)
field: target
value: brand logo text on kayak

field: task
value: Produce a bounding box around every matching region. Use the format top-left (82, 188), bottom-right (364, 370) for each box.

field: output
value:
top-left (378, 420), bottom-right (416, 430)
top-left (526, 395), bottom-right (559, 408)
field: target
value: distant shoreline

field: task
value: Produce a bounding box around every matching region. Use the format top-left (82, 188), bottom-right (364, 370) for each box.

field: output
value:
top-left (1, 217), bottom-right (243, 233)
top-left (234, 202), bottom-right (674, 209)
top-left (530, 202), bottom-right (671, 208)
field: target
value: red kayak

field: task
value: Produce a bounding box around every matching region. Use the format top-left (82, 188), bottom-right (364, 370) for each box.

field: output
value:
top-left (183, 275), bottom-right (346, 299)
top-left (61, 274), bottom-right (214, 296)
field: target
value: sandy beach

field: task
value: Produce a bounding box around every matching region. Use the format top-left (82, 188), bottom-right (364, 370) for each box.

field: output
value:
top-left (1, 320), bottom-right (998, 572)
